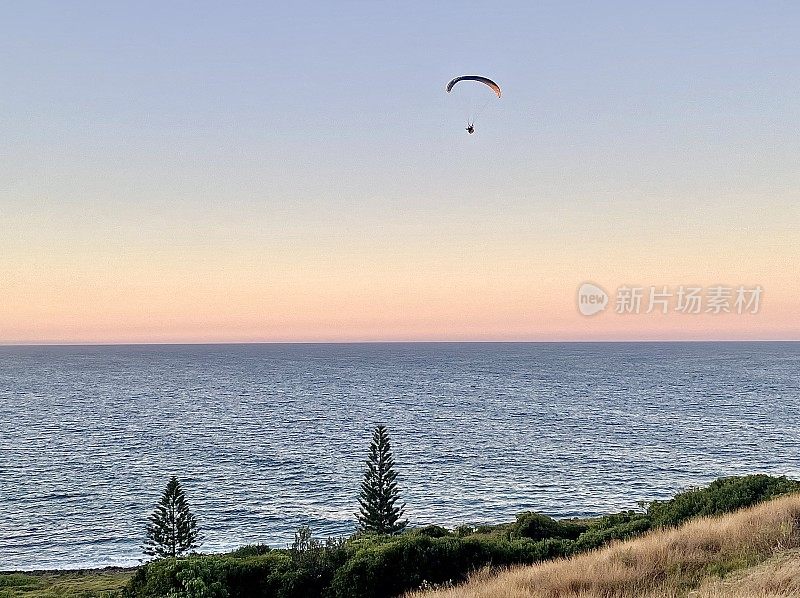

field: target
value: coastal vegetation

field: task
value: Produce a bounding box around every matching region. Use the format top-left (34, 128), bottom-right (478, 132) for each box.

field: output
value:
top-left (120, 474), bottom-right (797, 597)
top-left (413, 486), bottom-right (800, 598)
top-left (0, 568), bottom-right (132, 597)
top-left (2, 427), bottom-right (797, 597)
top-left (143, 477), bottom-right (200, 559)
top-left (357, 425), bottom-right (408, 535)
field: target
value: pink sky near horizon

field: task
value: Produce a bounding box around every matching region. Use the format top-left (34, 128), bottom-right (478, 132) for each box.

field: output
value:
top-left (2, 221), bottom-right (798, 344)
top-left (3, 163), bottom-right (798, 344)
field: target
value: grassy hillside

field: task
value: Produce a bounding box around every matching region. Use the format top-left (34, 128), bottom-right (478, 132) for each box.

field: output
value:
top-left (0, 569), bottom-right (131, 598)
top-left (411, 493), bottom-right (800, 598)
top-left (693, 549), bottom-right (800, 597)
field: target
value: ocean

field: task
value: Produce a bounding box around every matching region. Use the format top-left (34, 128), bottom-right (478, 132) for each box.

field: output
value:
top-left (0, 342), bottom-right (798, 570)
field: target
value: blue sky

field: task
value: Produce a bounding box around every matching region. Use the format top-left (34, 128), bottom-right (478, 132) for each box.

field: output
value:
top-left (2, 1), bottom-right (799, 342)
top-left (6, 1), bottom-right (798, 195)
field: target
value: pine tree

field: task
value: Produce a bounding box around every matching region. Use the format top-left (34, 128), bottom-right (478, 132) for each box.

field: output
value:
top-left (143, 476), bottom-right (200, 558)
top-left (357, 425), bottom-right (407, 534)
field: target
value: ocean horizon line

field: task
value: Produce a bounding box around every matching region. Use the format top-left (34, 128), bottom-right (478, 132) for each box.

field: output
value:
top-left (1, 338), bottom-right (799, 348)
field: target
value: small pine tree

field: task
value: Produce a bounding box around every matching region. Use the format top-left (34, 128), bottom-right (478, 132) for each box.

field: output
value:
top-left (357, 425), bottom-right (407, 534)
top-left (143, 476), bottom-right (200, 558)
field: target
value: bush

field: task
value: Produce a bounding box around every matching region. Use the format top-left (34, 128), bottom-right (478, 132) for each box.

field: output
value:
top-left (511, 512), bottom-right (586, 541)
top-left (454, 524), bottom-right (477, 537)
top-left (125, 547), bottom-right (351, 598)
top-left (574, 517), bottom-right (651, 551)
top-left (169, 558), bottom-right (229, 598)
top-left (125, 554), bottom-right (284, 598)
top-left (406, 525), bottom-right (452, 538)
top-left (589, 510), bottom-right (645, 531)
top-left (228, 544), bottom-right (271, 558)
top-left (124, 557), bottom-right (231, 598)
top-left (327, 535), bottom-right (573, 598)
top-left (647, 475), bottom-right (800, 528)
top-left (125, 476), bottom-right (800, 598)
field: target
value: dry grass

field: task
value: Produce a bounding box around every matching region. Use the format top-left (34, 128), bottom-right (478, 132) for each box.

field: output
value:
top-left (410, 493), bottom-right (800, 598)
top-left (692, 549), bottom-right (800, 597)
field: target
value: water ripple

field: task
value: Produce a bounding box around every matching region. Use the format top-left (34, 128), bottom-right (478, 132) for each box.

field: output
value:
top-left (0, 342), bottom-right (799, 569)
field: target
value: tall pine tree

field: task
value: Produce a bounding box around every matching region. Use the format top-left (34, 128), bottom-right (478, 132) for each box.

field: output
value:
top-left (143, 476), bottom-right (200, 558)
top-left (357, 425), bottom-right (407, 534)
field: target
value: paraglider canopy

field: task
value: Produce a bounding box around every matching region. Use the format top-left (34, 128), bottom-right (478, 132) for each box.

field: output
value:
top-left (446, 75), bottom-right (501, 133)
top-left (445, 75), bottom-right (502, 98)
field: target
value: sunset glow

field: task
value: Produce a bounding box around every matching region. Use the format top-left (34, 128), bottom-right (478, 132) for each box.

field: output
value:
top-left (2, 2), bottom-right (798, 344)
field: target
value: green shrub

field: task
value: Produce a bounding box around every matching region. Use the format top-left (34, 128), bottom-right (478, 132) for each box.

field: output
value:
top-left (327, 535), bottom-right (573, 598)
top-left (169, 558), bottom-right (229, 598)
top-left (453, 524), bottom-right (477, 537)
top-left (472, 523), bottom-right (510, 536)
top-left (406, 525), bottom-right (452, 538)
top-left (647, 475), bottom-right (800, 528)
top-left (124, 557), bottom-right (231, 598)
top-left (589, 510), bottom-right (645, 530)
top-left (124, 476), bottom-right (800, 598)
top-left (511, 512), bottom-right (586, 541)
top-left (125, 547), bottom-right (351, 598)
top-left (574, 517), bottom-right (651, 551)
top-left (125, 555), bottom-right (285, 598)
top-left (228, 544), bottom-right (271, 558)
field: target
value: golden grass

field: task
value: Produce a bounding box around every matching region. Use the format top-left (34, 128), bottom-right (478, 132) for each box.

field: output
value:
top-left (692, 549), bottom-right (800, 597)
top-left (410, 493), bottom-right (800, 598)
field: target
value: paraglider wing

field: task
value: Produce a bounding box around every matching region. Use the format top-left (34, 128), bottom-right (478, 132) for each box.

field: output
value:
top-left (446, 75), bottom-right (501, 98)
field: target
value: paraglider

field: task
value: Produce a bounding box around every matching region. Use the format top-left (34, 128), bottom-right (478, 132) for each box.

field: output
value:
top-left (446, 75), bottom-right (501, 134)
top-left (446, 76), bottom-right (502, 98)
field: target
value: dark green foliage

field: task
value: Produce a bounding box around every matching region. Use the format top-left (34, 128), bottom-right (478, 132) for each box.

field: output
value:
top-left (143, 477), bottom-right (200, 559)
top-left (124, 537), bottom-right (572, 598)
top-left (647, 474), bottom-right (800, 527)
top-left (328, 535), bottom-right (573, 598)
top-left (357, 426), bottom-right (407, 535)
top-left (126, 475), bottom-right (800, 598)
top-left (406, 525), bottom-right (452, 538)
top-left (511, 512), bottom-right (585, 541)
top-left (590, 510), bottom-right (645, 530)
top-left (125, 557), bottom-right (229, 598)
top-left (289, 526), bottom-right (349, 572)
top-left (574, 517), bottom-right (651, 552)
top-left (290, 525), bottom-right (316, 558)
top-left (125, 552), bottom-right (324, 598)
top-left (454, 524), bottom-right (478, 537)
top-left (228, 544), bottom-right (271, 558)
top-left (471, 523), bottom-right (508, 536)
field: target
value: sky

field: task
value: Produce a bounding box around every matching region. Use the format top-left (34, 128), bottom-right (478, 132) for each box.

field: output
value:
top-left (2, 1), bottom-right (799, 343)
